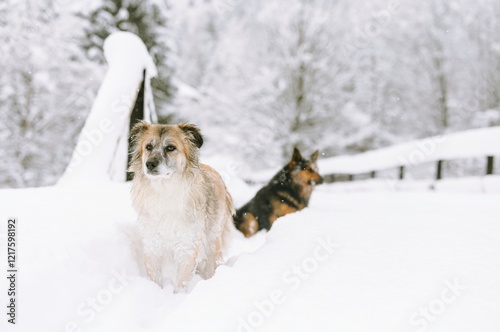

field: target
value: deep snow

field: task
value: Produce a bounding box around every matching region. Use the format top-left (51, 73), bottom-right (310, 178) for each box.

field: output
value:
top-left (1, 179), bottom-right (500, 332)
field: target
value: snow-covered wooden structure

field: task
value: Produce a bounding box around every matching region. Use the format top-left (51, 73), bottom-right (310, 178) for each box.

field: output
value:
top-left (318, 126), bottom-right (500, 181)
top-left (59, 32), bottom-right (157, 185)
top-left (247, 126), bottom-right (500, 184)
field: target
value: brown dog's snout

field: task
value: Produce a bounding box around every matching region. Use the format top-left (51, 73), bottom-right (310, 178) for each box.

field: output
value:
top-left (146, 158), bottom-right (159, 171)
top-left (310, 174), bottom-right (324, 185)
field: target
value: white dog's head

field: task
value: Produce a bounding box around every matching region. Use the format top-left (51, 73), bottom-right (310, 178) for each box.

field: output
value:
top-left (129, 121), bottom-right (203, 179)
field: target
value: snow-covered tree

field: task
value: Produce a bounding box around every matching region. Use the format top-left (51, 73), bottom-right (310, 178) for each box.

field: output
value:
top-left (178, 0), bottom-right (500, 171)
top-left (170, 0), bottom-right (221, 89)
top-left (196, 0), bottom-right (367, 168)
top-left (0, 0), bottom-right (100, 187)
top-left (463, 0), bottom-right (500, 126)
top-left (2, 0), bottom-right (500, 187)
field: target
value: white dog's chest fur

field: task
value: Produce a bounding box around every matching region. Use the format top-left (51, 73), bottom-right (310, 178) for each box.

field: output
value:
top-left (133, 177), bottom-right (205, 258)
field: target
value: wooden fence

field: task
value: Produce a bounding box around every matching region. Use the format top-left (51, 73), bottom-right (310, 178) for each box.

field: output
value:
top-left (247, 127), bottom-right (500, 185)
top-left (319, 127), bottom-right (499, 183)
top-left (324, 155), bottom-right (495, 183)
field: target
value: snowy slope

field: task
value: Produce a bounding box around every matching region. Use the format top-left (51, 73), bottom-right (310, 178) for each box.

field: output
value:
top-left (1, 182), bottom-right (500, 332)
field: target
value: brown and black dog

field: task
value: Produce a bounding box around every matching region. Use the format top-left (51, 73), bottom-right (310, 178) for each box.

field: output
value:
top-left (234, 147), bottom-right (323, 237)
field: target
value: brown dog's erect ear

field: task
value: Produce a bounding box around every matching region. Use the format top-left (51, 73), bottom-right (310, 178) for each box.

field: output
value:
top-left (179, 123), bottom-right (203, 149)
top-left (129, 120), bottom-right (150, 142)
top-left (310, 150), bottom-right (319, 162)
top-left (291, 147), bottom-right (303, 162)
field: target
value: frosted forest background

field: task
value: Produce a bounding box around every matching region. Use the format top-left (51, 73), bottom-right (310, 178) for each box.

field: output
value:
top-left (1, 0), bottom-right (499, 188)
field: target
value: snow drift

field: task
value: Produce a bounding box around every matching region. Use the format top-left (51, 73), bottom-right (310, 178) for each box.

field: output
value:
top-left (1, 180), bottom-right (499, 332)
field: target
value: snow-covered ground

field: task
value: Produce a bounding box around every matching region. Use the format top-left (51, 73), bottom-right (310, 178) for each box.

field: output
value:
top-left (1, 179), bottom-right (500, 332)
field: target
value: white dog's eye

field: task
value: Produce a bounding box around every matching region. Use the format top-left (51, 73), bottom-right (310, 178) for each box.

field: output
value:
top-left (145, 144), bottom-right (153, 151)
top-left (165, 145), bottom-right (176, 152)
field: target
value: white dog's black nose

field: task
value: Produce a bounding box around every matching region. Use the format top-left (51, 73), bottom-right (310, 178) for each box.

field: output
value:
top-left (146, 159), bottom-right (159, 171)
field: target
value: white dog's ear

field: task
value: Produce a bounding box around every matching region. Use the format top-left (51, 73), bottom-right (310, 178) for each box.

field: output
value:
top-left (128, 121), bottom-right (150, 173)
top-left (130, 120), bottom-right (150, 142)
top-left (179, 123), bottom-right (203, 149)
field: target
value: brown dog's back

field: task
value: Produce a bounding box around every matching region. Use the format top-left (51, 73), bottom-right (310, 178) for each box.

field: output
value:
top-left (234, 148), bottom-right (323, 237)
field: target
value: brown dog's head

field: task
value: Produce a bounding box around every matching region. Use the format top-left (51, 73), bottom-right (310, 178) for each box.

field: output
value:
top-left (129, 121), bottom-right (203, 179)
top-left (289, 147), bottom-right (324, 186)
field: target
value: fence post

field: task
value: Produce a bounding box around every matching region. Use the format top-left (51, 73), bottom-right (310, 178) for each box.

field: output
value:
top-left (398, 166), bottom-right (404, 180)
top-left (486, 156), bottom-right (494, 175)
top-left (126, 70), bottom-right (146, 181)
top-left (436, 160), bottom-right (443, 180)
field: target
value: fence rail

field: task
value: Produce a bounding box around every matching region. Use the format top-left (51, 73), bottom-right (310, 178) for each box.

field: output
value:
top-left (320, 127), bottom-right (499, 183)
top-left (247, 127), bottom-right (500, 185)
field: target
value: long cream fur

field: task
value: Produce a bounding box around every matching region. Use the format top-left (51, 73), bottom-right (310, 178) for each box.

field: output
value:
top-left (129, 121), bottom-right (235, 290)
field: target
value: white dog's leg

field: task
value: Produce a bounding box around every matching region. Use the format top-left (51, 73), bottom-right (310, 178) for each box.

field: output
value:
top-left (174, 245), bottom-right (199, 292)
top-left (200, 239), bottom-right (221, 279)
top-left (144, 250), bottom-right (162, 286)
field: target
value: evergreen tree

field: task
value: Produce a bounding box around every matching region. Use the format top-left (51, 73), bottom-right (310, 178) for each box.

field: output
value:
top-left (79, 0), bottom-right (176, 120)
